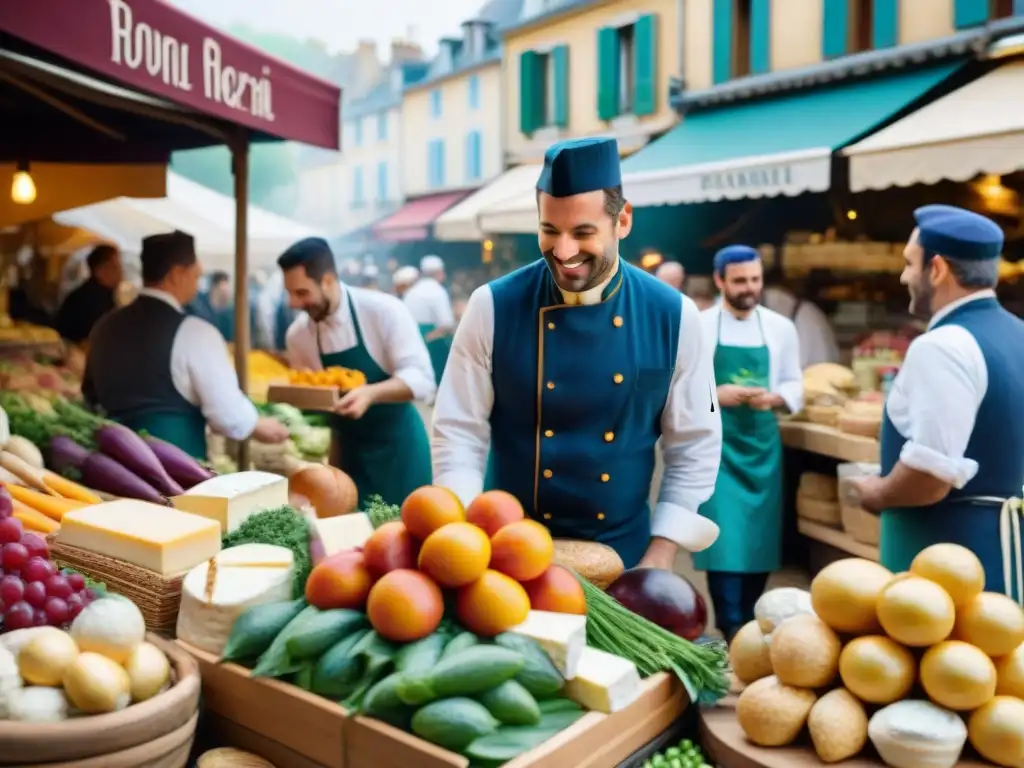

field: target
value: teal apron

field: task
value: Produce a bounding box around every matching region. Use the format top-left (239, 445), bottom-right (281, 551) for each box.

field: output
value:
top-left (318, 300), bottom-right (432, 508)
top-left (419, 324), bottom-right (451, 386)
top-left (117, 410), bottom-right (208, 461)
top-left (692, 309), bottom-right (783, 637)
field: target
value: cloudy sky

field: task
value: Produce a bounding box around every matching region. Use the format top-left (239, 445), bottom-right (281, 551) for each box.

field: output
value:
top-left (167, 0), bottom-right (486, 56)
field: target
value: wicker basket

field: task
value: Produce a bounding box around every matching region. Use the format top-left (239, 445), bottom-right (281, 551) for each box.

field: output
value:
top-left (841, 504), bottom-right (880, 546)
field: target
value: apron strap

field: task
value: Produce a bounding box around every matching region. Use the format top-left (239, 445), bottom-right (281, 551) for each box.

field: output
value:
top-left (315, 289), bottom-right (364, 361)
top-left (999, 497), bottom-right (1024, 606)
top-left (716, 307), bottom-right (769, 347)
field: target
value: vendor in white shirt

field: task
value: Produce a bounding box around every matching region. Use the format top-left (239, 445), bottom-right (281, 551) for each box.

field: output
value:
top-left (695, 245), bottom-right (803, 641)
top-left (279, 238), bottom-right (435, 507)
top-left (403, 255), bottom-right (456, 385)
top-left (432, 137), bottom-right (722, 571)
top-left (392, 265), bottom-right (419, 298)
top-left (83, 231), bottom-right (289, 458)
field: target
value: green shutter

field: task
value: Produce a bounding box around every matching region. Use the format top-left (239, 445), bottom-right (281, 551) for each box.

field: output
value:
top-left (872, 0), bottom-right (899, 48)
top-left (552, 45), bottom-right (570, 127)
top-left (519, 51), bottom-right (543, 135)
top-left (597, 27), bottom-right (620, 121)
top-left (1016, 0), bottom-right (1024, 15)
top-left (632, 14), bottom-right (658, 116)
top-left (822, 0), bottom-right (848, 58)
top-left (751, 0), bottom-right (771, 74)
top-left (712, 0), bottom-right (734, 84)
top-left (954, 0), bottom-right (989, 27)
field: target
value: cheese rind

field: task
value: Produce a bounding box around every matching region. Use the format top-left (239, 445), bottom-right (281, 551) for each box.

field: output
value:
top-left (176, 544), bottom-right (295, 655)
top-left (57, 501), bottom-right (221, 576)
top-left (171, 471), bottom-right (288, 533)
top-left (563, 647), bottom-right (642, 714)
top-left (509, 610), bottom-right (586, 679)
top-left (315, 513), bottom-right (374, 556)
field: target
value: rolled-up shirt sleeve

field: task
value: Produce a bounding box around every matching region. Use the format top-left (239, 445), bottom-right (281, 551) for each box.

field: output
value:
top-left (381, 299), bottom-right (437, 403)
top-left (775, 319), bottom-right (804, 414)
top-left (653, 296), bottom-right (723, 551)
top-left (896, 328), bottom-right (985, 488)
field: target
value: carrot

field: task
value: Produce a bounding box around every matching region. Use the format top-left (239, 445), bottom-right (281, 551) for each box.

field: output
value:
top-left (42, 470), bottom-right (102, 504)
top-left (4, 484), bottom-right (87, 521)
top-left (0, 451), bottom-right (55, 495)
top-left (12, 501), bottom-right (60, 534)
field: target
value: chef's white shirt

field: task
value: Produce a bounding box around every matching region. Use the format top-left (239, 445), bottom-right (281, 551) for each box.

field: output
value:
top-left (699, 304), bottom-right (805, 415)
top-left (431, 262), bottom-right (723, 551)
top-left (285, 284), bottom-right (436, 403)
top-left (403, 277), bottom-right (455, 329)
top-left (138, 288), bottom-right (258, 441)
top-left (884, 290), bottom-right (997, 489)
top-left (762, 286), bottom-right (840, 368)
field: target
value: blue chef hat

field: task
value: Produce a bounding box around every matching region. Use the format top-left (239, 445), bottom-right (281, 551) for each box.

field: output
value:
top-left (713, 245), bottom-right (760, 276)
top-left (536, 138), bottom-right (621, 198)
top-left (914, 206), bottom-right (1004, 261)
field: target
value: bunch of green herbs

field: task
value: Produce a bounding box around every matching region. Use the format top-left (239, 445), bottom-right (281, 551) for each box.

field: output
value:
top-left (222, 505), bottom-right (312, 597)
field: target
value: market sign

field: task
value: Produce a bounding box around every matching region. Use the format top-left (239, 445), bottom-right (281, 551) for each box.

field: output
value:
top-left (700, 164), bottom-right (794, 195)
top-left (0, 0), bottom-right (340, 149)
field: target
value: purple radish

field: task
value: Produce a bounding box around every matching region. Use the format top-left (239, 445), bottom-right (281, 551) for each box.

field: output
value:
top-left (96, 424), bottom-right (184, 496)
top-left (143, 436), bottom-right (215, 488)
top-left (79, 453), bottom-right (167, 504)
top-left (49, 436), bottom-right (90, 473)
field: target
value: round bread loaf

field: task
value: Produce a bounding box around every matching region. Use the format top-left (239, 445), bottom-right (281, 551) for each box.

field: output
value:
top-left (552, 539), bottom-right (624, 589)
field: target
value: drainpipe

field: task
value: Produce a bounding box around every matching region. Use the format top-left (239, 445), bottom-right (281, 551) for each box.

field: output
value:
top-left (676, 0), bottom-right (686, 86)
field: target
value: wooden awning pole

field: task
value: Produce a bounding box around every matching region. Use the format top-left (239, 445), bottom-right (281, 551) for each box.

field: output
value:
top-left (231, 129), bottom-right (251, 471)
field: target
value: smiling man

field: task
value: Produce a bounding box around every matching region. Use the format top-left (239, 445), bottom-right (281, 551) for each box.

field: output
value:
top-left (431, 137), bottom-right (722, 570)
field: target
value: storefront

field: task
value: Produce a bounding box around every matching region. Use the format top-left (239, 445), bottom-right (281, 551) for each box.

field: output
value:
top-left (434, 165), bottom-right (542, 242)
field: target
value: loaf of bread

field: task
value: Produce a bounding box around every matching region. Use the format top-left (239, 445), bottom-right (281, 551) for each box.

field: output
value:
top-left (553, 539), bottom-right (624, 589)
top-left (799, 472), bottom-right (839, 502)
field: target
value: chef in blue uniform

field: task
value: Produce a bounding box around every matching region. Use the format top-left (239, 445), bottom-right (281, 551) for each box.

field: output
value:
top-left (851, 206), bottom-right (1024, 601)
top-left (432, 138), bottom-right (722, 570)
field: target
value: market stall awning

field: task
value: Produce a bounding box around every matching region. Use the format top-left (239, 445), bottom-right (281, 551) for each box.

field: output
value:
top-left (372, 191), bottom-right (471, 243)
top-left (620, 63), bottom-right (961, 206)
top-left (0, 0), bottom-right (341, 149)
top-left (843, 60), bottom-right (1024, 192)
top-left (434, 165), bottom-right (542, 242)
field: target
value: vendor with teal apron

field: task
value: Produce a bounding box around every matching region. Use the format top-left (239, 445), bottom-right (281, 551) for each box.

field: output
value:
top-left (403, 255), bottom-right (456, 385)
top-left (694, 245), bottom-right (804, 642)
top-left (83, 232), bottom-right (289, 459)
top-left (431, 138), bottom-right (723, 571)
top-left (850, 206), bottom-right (1024, 603)
top-left (278, 238), bottom-right (435, 508)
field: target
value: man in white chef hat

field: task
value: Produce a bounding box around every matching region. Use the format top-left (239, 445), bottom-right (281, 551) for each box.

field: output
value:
top-left (403, 254), bottom-right (456, 385)
top-left (392, 265), bottom-right (420, 299)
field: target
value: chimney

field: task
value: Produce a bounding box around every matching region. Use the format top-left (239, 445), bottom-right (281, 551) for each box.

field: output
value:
top-left (390, 39), bottom-right (424, 64)
top-left (461, 21), bottom-right (491, 59)
top-left (438, 37), bottom-right (462, 70)
top-left (354, 39), bottom-right (382, 94)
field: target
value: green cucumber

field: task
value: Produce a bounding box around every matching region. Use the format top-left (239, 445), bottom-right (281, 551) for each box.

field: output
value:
top-left (478, 680), bottom-right (540, 725)
top-left (463, 709), bottom-right (586, 762)
top-left (292, 661), bottom-right (316, 691)
top-left (537, 698), bottom-right (583, 715)
top-left (220, 598), bottom-right (306, 663)
top-left (341, 631), bottom-right (399, 711)
top-left (411, 697), bottom-right (499, 752)
top-left (251, 604), bottom-right (321, 678)
top-left (311, 629), bottom-right (370, 697)
top-left (394, 632), bottom-right (448, 675)
top-left (396, 646), bottom-right (524, 706)
top-left (361, 672), bottom-right (415, 728)
top-left (440, 631), bottom-right (479, 659)
top-left (285, 609), bottom-right (367, 659)
top-left (493, 632), bottom-right (564, 699)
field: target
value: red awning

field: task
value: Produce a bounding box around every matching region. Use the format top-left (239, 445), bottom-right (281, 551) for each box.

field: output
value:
top-left (372, 191), bottom-right (472, 242)
top-left (0, 0), bottom-right (341, 149)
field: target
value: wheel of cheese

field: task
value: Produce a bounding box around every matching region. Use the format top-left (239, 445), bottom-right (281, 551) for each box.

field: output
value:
top-left (552, 540), bottom-right (623, 589)
top-left (798, 472), bottom-right (839, 502)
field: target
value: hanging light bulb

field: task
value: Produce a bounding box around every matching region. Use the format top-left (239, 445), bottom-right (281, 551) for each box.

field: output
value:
top-left (11, 162), bottom-right (36, 205)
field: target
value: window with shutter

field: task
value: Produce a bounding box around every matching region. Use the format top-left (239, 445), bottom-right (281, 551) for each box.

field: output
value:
top-left (712, 0), bottom-right (733, 83)
top-left (597, 26), bottom-right (620, 121)
top-left (519, 51), bottom-right (544, 135)
top-left (750, 0), bottom-right (770, 74)
top-left (632, 15), bottom-right (657, 117)
top-left (552, 45), bottom-right (570, 127)
top-left (873, 0), bottom-right (899, 47)
top-left (955, 0), bottom-right (989, 25)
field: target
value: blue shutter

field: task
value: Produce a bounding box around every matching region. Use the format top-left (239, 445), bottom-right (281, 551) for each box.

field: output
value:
top-left (474, 132), bottom-right (482, 179)
top-left (954, 0), bottom-right (988, 26)
top-left (377, 112), bottom-right (387, 140)
top-left (552, 45), bottom-right (570, 127)
top-left (465, 132), bottom-right (482, 181)
top-left (751, 0), bottom-right (771, 75)
top-left (712, 0), bottom-right (733, 84)
top-left (377, 162), bottom-right (387, 201)
top-left (1016, 0), bottom-right (1024, 15)
top-left (632, 15), bottom-right (658, 117)
top-left (872, 0), bottom-right (899, 48)
top-left (468, 75), bottom-right (480, 110)
top-left (427, 142), bottom-right (436, 188)
top-left (437, 140), bottom-right (446, 187)
top-left (596, 27), bottom-right (620, 121)
top-left (822, 0), bottom-right (849, 58)
top-left (519, 51), bottom-right (544, 135)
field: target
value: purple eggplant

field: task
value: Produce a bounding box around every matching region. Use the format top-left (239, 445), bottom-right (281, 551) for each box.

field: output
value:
top-left (49, 436), bottom-right (91, 473)
top-left (80, 452), bottom-right (167, 504)
top-left (142, 436), bottom-right (214, 489)
top-left (96, 424), bottom-right (184, 496)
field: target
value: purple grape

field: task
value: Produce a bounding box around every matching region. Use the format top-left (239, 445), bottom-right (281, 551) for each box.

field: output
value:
top-left (45, 574), bottom-right (72, 600)
top-left (3, 601), bottom-right (33, 630)
top-left (20, 533), bottom-right (48, 560)
top-left (22, 580), bottom-right (46, 608)
top-left (0, 574), bottom-right (24, 605)
top-left (0, 490), bottom-right (12, 519)
top-left (1, 542), bottom-right (28, 572)
top-left (22, 557), bottom-right (51, 583)
top-left (67, 572), bottom-right (86, 592)
top-left (43, 597), bottom-right (69, 626)
top-left (0, 517), bottom-right (23, 545)
top-left (65, 592), bottom-right (85, 620)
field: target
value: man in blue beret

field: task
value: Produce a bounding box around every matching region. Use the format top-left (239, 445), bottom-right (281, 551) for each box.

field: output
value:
top-left (693, 245), bottom-right (803, 640)
top-left (850, 206), bottom-right (1024, 600)
top-left (432, 138), bottom-right (723, 570)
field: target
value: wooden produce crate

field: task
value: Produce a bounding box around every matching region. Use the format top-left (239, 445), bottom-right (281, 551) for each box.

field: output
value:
top-left (177, 640), bottom-right (347, 768)
top-left (268, 384), bottom-right (341, 411)
top-left (345, 673), bottom-right (687, 768)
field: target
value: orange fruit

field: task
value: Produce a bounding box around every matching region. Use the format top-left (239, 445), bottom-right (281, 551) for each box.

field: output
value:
top-left (456, 570), bottom-right (531, 637)
top-left (489, 520), bottom-right (554, 582)
top-left (466, 491), bottom-right (525, 538)
top-left (366, 569), bottom-right (444, 642)
top-left (401, 486), bottom-right (465, 540)
top-left (305, 550), bottom-right (374, 611)
top-left (363, 521), bottom-right (420, 576)
top-left (522, 565), bottom-right (587, 615)
top-left (418, 522), bottom-right (491, 588)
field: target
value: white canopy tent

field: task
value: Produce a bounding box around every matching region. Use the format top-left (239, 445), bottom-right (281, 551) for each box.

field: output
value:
top-left (54, 172), bottom-right (322, 274)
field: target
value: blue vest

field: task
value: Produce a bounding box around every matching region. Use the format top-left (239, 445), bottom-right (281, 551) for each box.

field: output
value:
top-left (880, 297), bottom-right (1024, 594)
top-left (488, 260), bottom-right (681, 568)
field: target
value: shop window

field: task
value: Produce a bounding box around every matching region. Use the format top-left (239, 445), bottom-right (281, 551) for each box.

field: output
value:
top-left (732, 0), bottom-right (752, 79)
top-left (991, 0), bottom-right (1015, 18)
top-left (617, 25), bottom-right (635, 115)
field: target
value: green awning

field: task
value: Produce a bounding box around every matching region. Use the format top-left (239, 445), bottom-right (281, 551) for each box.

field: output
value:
top-left (621, 63), bottom-right (961, 206)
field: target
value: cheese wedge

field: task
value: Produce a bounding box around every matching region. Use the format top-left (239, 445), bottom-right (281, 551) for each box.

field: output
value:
top-left (57, 501), bottom-right (221, 576)
top-left (563, 647), bottom-right (642, 713)
top-left (176, 544), bottom-right (295, 655)
top-left (171, 471), bottom-right (288, 533)
top-left (314, 513), bottom-right (374, 556)
top-left (509, 610), bottom-right (586, 679)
